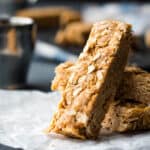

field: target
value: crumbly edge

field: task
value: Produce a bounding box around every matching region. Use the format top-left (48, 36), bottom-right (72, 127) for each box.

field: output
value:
top-left (51, 61), bottom-right (74, 91)
top-left (102, 100), bottom-right (150, 132)
top-left (116, 73), bottom-right (150, 105)
top-left (49, 20), bottom-right (131, 139)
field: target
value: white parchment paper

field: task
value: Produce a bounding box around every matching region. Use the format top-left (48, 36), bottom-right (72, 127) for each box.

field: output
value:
top-left (0, 90), bottom-right (150, 150)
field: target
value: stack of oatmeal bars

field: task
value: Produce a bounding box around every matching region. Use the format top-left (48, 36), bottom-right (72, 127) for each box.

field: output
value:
top-left (48, 20), bottom-right (150, 139)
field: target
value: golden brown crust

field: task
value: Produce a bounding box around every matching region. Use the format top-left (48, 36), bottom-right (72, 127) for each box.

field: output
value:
top-left (52, 63), bottom-right (150, 105)
top-left (52, 63), bottom-right (150, 132)
top-left (124, 66), bottom-right (147, 74)
top-left (102, 100), bottom-right (150, 132)
top-left (48, 20), bottom-right (131, 139)
top-left (51, 61), bottom-right (74, 91)
top-left (55, 22), bottom-right (92, 47)
top-left (16, 7), bottom-right (81, 28)
top-left (116, 70), bottom-right (150, 105)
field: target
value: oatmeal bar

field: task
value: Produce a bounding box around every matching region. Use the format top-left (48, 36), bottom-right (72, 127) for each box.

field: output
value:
top-left (52, 63), bottom-right (150, 132)
top-left (102, 100), bottom-right (150, 132)
top-left (48, 20), bottom-right (132, 139)
top-left (55, 22), bottom-right (92, 47)
top-left (52, 63), bottom-right (150, 105)
top-left (16, 7), bottom-right (81, 28)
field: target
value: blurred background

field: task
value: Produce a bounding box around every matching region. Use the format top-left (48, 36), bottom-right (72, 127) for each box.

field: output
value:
top-left (0, 0), bottom-right (150, 91)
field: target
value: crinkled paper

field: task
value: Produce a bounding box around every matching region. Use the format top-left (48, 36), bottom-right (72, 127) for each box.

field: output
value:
top-left (0, 90), bottom-right (150, 150)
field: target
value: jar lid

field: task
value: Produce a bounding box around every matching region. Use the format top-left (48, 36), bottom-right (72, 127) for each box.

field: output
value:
top-left (0, 16), bottom-right (34, 29)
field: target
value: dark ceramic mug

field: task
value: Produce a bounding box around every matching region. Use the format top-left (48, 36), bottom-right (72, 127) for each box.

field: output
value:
top-left (0, 16), bottom-right (36, 89)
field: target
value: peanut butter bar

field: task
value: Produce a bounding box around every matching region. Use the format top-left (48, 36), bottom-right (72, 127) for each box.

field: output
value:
top-left (16, 7), bottom-right (81, 28)
top-left (48, 20), bottom-right (132, 139)
top-left (52, 63), bottom-right (150, 105)
top-left (102, 100), bottom-right (150, 132)
top-left (55, 22), bottom-right (92, 47)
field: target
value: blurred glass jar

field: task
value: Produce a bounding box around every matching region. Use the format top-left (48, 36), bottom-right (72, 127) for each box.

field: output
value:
top-left (0, 16), bottom-right (36, 89)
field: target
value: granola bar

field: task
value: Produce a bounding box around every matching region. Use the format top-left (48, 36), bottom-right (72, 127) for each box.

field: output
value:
top-left (55, 22), bottom-right (92, 47)
top-left (52, 64), bottom-right (150, 132)
top-left (48, 20), bottom-right (132, 139)
top-left (16, 7), bottom-right (81, 28)
top-left (52, 63), bottom-right (150, 105)
top-left (102, 100), bottom-right (150, 132)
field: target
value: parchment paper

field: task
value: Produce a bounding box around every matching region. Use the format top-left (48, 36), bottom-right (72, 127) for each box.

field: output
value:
top-left (0, 90), bottom-right (150, 150)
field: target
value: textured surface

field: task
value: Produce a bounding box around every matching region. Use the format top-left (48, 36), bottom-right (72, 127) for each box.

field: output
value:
top-left (116, 70), bottom-right (150, 105)
top-left (102, 100), bottom-right (150, 132)
top-left (0, 90), bottom-right (150, 150)
top-left (51, 63), bottom-right (150, 131)
top-left (49, 20), bottom-right (132, 139)
top-left (52, 62), bottom-right (150, 105)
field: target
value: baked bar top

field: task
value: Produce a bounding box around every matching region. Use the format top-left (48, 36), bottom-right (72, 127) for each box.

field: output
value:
top-left (48, 20), bottom-right (132, 139)
top-left (102, 100), bottom-right (150, 132)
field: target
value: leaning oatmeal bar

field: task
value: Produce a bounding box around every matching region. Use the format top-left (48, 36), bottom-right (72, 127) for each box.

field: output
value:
top-left (102, 100), bottom-right (150, 132)
top-left (48, 20), bottom-right (132, 139)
